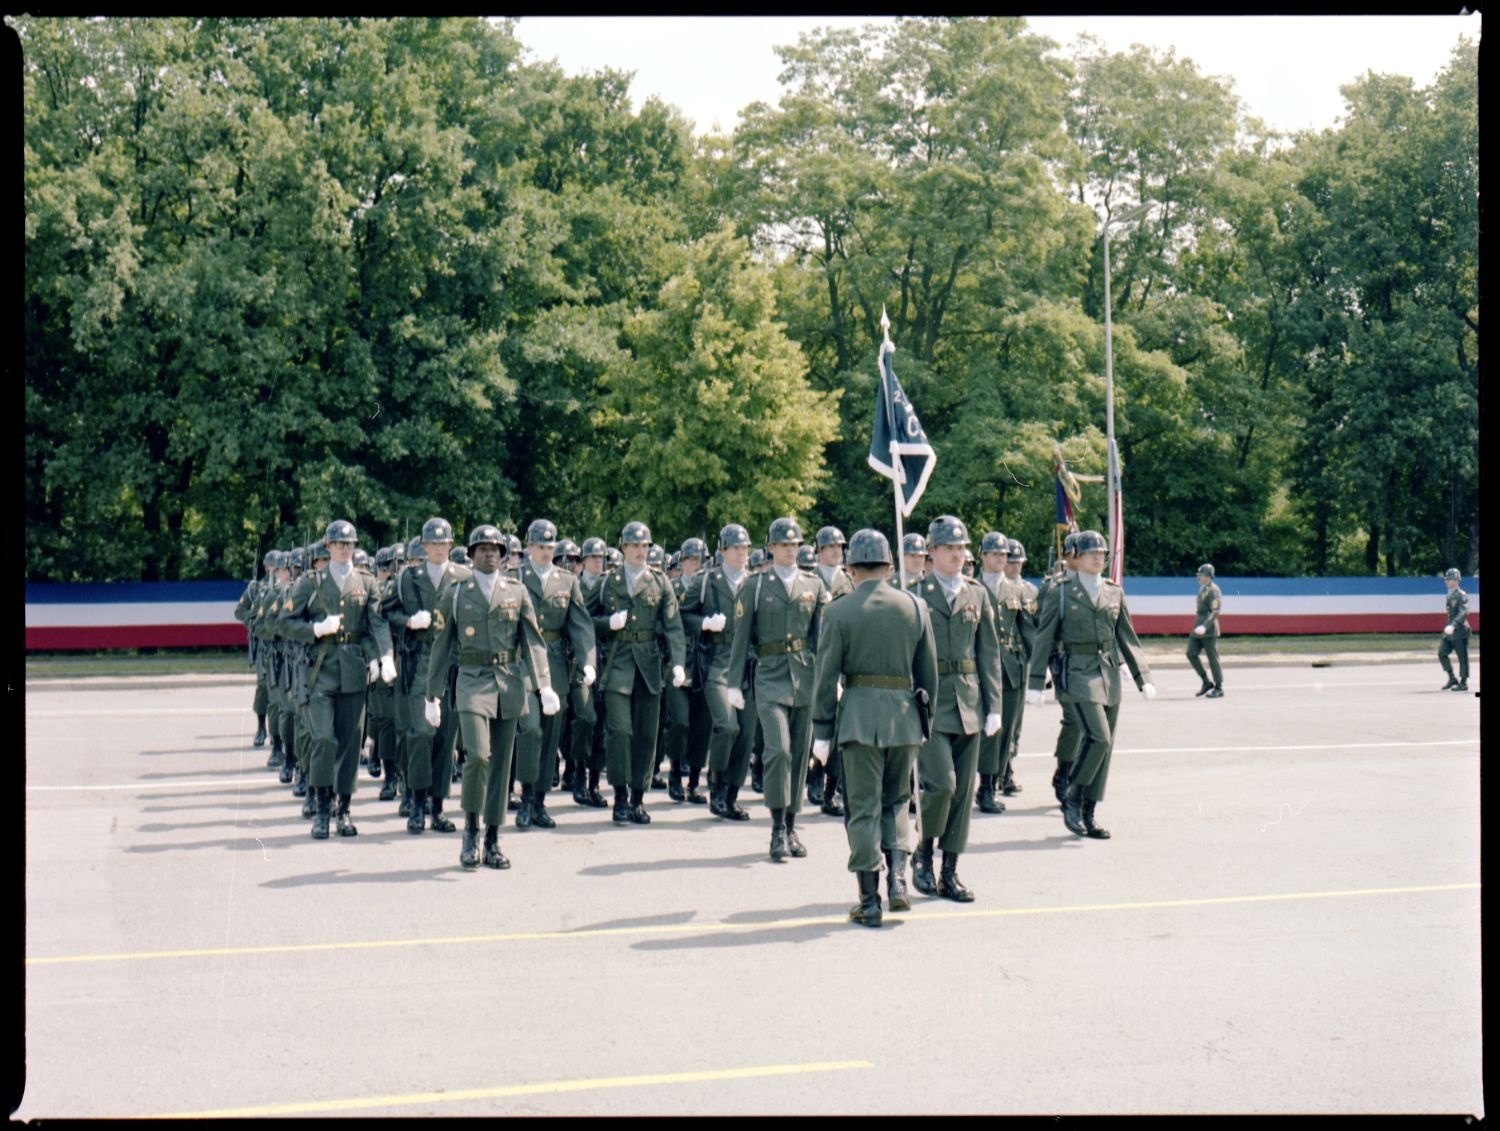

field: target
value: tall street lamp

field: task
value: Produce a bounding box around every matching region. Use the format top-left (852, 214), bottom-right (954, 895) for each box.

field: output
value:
top-left (1100, 200), bottom-right (1154, 569)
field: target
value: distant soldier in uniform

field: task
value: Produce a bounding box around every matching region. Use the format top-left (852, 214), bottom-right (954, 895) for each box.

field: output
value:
top-left (588, 521), bottom-right (688, 825)
top-left (910, 517), bottom-right (1003, 901)
top-left (901, 532), bottom-right (928, 586)
top-left (1026, 530), bottom-right (1155, 840)
top-left (423, 525), bottom-right (556, 870)
top-left (235, 551), bottom-right (277, 749)
top-left (366, 546), bottom-right (403, 800)
top-left (808, 526), bottom-right (855, 816)
top-left (811, 529), bottom-right (939, 928)
top-left (568, 537), bottom-right (611, 807)
top-left (664, 538), bottom-right (712, 803)
top-left (975, 531), bottom-right (1015, 814)
top-left (1186, 563), bottom-right (1225, 697)
top-left (999, 539), bottom-right (1037, 797)
top-left (278, 520), bottom-right (396, 839)
top-left (249, 551), bottom-right (289, 770)
top-left (1035, 533), bottom-right (1085, 801)
top-left (513, 519), bottom-right (597, 830)
top-left (725, 517), bottom-right (828, 862)
top-left (1439, 568), bottom-right (1471, 692)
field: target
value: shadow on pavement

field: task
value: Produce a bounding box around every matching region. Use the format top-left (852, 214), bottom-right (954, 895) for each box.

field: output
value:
top-left (577, 852), bottom-right (767, 877)
top-left (259, 866), bottom-right (461, 888)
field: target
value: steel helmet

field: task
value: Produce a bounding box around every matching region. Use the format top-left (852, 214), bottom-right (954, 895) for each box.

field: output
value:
top-left (748, 548), bottom-right (766, 569)
top-left (581, 537), bottom-right (608, 559)
top-left (902, 532), bottom-right (927, 556)
top-left (719, 524), bottom-right (751, 550)
top-left (1444, 567), bottom-right (1462, 581)
top-left (324, 519), bottom-right (357, 545)
top-left (848, 529), bottom-right (893, 566)
top-left (555, 539), bottom-right (581, 563)
top-left (680, 537), bottom-right (708, 561)
top-left (768, 517), bottom-right (804, 545)
top-left (1007, 539), bottom-right (1026, 563)
top-left (309, 540), bottom-right (331, 563)
top-left (450, 546), bottom-right (469, 565)
top-left (980, 531), bottom-right (1009, 555)
top-left (421, 517), bottom-right (454, 544)
top-left (646, 544), bottom-right (665, 567)
top-left (620, 521), bottom-right (652, 546)
top-left (814, 525), bottom-right (846, 549)
top-left (605, 547), bottom-right (623, 569)
top-left (352, 547), bottom-right (371, 570)
top-left (288, 547), bottom-right (306, 572)
top-left (1197, 563), bottom-right (1216, 578)
top-left (374, 545), bottom-right (395, 569)
top-left (406, 537), bottom-right (427, 562)
top-left (796, 544), bottom-right (817, 569)
top-left (927, 515), bottom-right (970, 547)
top-left (526, 519), bottom-right (558, 545)
top-left (1074, 530), bottom-right (1107, 554)
top-left (467, 524), bottom-right (504, 550)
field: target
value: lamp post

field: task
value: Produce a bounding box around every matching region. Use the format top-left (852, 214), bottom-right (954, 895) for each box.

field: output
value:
top-left (1100, 201), bottom-right (1154, 565)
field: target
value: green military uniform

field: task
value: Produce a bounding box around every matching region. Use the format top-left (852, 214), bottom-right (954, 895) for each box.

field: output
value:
top-left (1439, 574), bottom-right (1471, 689)
top-left (680, 557), bottom-right (757, 819)
top-left (976, 571), bottom-right (1024, 806)
top-left (567, 558), bottom-right (609, 805)
top-left (365, 557), bottom-right (402, 800)
top-left (1034, 567), bottom-right (1085, 797)
top-left (664, 555), bottom-right (713, 803)
top-left (235, 567), bottom-right (271, 748)
top-left (998, 572), bottom-right (1037, 794)
top-left (1187, 570), bottom-right (1224, 696)
top-left (398, 554), bottom-right (472, 831)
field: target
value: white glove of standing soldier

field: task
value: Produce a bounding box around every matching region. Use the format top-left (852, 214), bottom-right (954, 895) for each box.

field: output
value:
top-left (1026, 689), bottom-right (1044, 707)
top-left (582, 664), bottom-right (596, 686)
top-left (424, 698), bottom-right (442, 728)
top-left (313, 614), bottom-right (342, 638)
top-left (1142, 682), bottom-right (1157, 700)
top-left (813, 738), bottom-right (831, 759)
top-left (983, 712), bottom-right (1003, 737)
top-left (1444, 624), bottom-right (1455, 636)
top-left (367, 659), bottom-right (380, 684)
top-left (726, 687), bottom-right (745, 711)
top-left (609, 610), bottom-right (629, 631)
top-left (672, 665), bottom-right (688, 688)
top-left (701, 612), bottom-right (727, 633)
top-left (539, 687), bottom-right (561, 716)
top-left (380, 655), bottom-right (397, 684)
top-left (407, 610), bottom-right (432, 632)
top-left (1193, 625), bottom-right (1206, 636)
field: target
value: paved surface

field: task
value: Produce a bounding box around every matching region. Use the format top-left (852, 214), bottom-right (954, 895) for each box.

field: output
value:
top-left (18, 660), bottom-right (1482, 1117)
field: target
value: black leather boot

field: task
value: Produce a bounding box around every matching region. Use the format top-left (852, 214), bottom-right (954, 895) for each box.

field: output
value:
top-left (750, 756), bottom-right (764, 794)
top-left (976, 774), bottom-right (1003, 813)
top-left (278, 754), bottom-right (295, 785)
top-left (482, 823), bottom-right (509, 869)
top-left (769, 809), bottom-right (788, 861)
top-left (785, 812), bottom-right (807, 857)
top-left (586, 769), bottom-right (609, 808)
top-left (311, 787), bottom-right (331, 839)
top-left (911, 839), bottom-right (936, 895)
top-left (885, 850), bottom-right (911, 912)
top-left (335, 794), bottom-right (358, 837)
top-left (628, 786), bottom-right (651, 824)
top-left (459, 812), bottom-right (480, 869)
top-left (573, 768), bottom-right (591, 806)
top-left (708, 772), bottom-right (727, 817)
top-left (267, 737), bottom-right (284, 769)
top-left (1062, 784), bottom-right (1087, 836)
top-left (1206, 685), bottom-right (1224, 698)
top-left (407, 788), bottom-right (427, 833)
top-left (292, 765), bottom-right (309, 799)
top-left (429, 796), bottom-right (456, 833)
top-left (1001, 766), bottom-right (1021, 796)
top-left (686, 770), bottom-right (707, 805)
top-left (806, 758), bottom-right (825, 805)
top-left (378, 762), bottom-right (398, 801)
top-left (1082, 799), bottom-right (1110, 839)
top-left (1442, 674), bottom-right (1458, 690)
top-left (1052, 761), bottom-right (1071, 803)
top-left (531, 787), bottom-right (556, 828)
top-left (848, 871), bottom-right (883, 928)
top-left (612, 787), bottom-right (630, 824)
top-left (938, 852), bottom-right (973, 902)
top-left (724, 785), bottom-right (750, 821)
top-left (253, 716), bottom-right (267, 747)
top-left (1454, 679), bottom-right (1469, 692)
top-left (561, 761), bottom-right (577, 794)
top-left (668, 773), bottom-right (685, 803)
top-left (1196, 680), bottom-right (1213, 697)
top-left (820, 772), bottom-right (844, 816)
top-left (367, 749), bottom-right (382, 778)
top-left (398, 779), bottom-right (412, 817)
top-left (516, 785), bottom-right (535, 830)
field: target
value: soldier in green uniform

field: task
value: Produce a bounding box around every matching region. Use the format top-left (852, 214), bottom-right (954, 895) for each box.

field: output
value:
top-left (366, 546), bottom-right (403, 800)
top-left (423, 525), bottom-right (556, 870)
top-left (513, 518), bottom-right (597, 830)
top-left (235, 552), bottom-right (276, 751)
top-left (1026, 530), bottom-right (1155, 840)
top-left (278, 520), bottom-right (396, 839)
top-left (289, 541), bottom-right (329, 817)
top-left (999, 539), bottom-right (1037, 797)
top-left (1439, 568), bottom-right (1471, 691)
top-left (588, 521), bottom-right (688, 825)
top-left (664, 538), bottom-right (712, 804)
top-left (1188, 563), bottom-right (1225, 698)
top-left (1034, 533), bottom-right (1085, 802)
top-left (387, 538), bottom-right (426, 816)
top-left (911, 517), bottom-right (1003, 901)
top-left (808, 526), bottom-right (855, 817)
top-left (568, 537), bottom-right (610, 807)
top-left (975, 531), bottom-right (1013, 814)
top-left (811, 529), bottom-right (939, 928)
top-left (901, 533), bottom-right (928, 587)
top-left (725, 517), bottom-right (829, 862)
top-left (248, 552), bottom-right (289, 770)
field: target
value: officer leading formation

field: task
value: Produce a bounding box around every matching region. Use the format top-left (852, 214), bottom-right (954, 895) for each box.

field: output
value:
top-left (239, 513), bottom-right (1164, 922)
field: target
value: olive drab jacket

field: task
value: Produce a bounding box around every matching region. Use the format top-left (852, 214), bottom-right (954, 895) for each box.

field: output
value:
top-left (1194, 582), bottom-right (1224, 638)
top-left (278, 565), bottom-right (393, 695)
top-left (588, 565), bottom-right (686, 695)
top-left (518, 558), bottom-right (597, 695)
top-left (811, 578), bottom-right (939, 749)
top-left (424, 569), bottom-right (551, 719)
top-left (1446, 586), bottom-right (1471, 639)
top-left (1026, 574), bottom-right (1150, 707)
top-left (913, 573), bottom-right (1003, 736)
top-left (725, 567), bottom-right (828, 708)
top-left (396, 559), bottom-right (473, 695)
top-left (679, 566), bottom-right (749, 688)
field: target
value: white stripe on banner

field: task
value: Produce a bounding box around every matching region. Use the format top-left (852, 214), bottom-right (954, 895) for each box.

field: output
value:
top-left (1125, 594), bottom-right (1479, 616)
top-left (26, 602), bottom-right (240, 628)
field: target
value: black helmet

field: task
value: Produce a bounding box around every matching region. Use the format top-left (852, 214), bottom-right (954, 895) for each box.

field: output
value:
top-left (748, 548), bottom-right (766, 569)
top-left (1444, 567), bottom-right (1462, 581)
top-left (262, 550), bottom-right (278, 571)
top-left (265, 550), bottom-right (286, 571)
top-left (406, 537), bottom-right (427, 562)
top-left (768, 517), bottom-right (804, 545)
top-left (1061, 531), bottom-right (1079, 556)
top-left (526, 519), bottom-right (558, 545)
top-left (902, 532), bottom-right (927, 556)
top-left (605, 547), bottom-right (623, 569)
top-left (309, 540), bottom-right (331, 563)
top-left (680, 537), bottom-right (708, 561)
top-left (555, 539), bottom-right (581, 563)
top-left (1197, 563), bottom-right (1215, 578)
top-left (450, 546), bottom-right (469, 565)
top-left (390, 542), bottom-right (407, 565)
top-left (288, 547), bottom-right (306, 573)
top-left (1007, 539), bottom-right (1026, 563)
top-left (814, 525), bottom-right (846, 549)
top-left (980, 531), bottom-right (1009, 556)
top-left (324, 519), bottom-right (357, 545)
top-left (506, 534), bottom-right (523, 556)
top-left (927, 515), bottom-right (970, 547)
top-left (581, 537), bottom-right (607, 559)
top-left (620, 521), bottom-right (652, 546)
top-left (467, 524), bottom-right (504, 550)
top-left (719, 523), bottom-right (751, 550)
top-left (421, 517), bottom-right (454, 544)
top-left (352, 547), bottom-right (371, 570)
top-left (796, 544), bottom-right (817, 569)
top-left (1074, 530), bottom-right (1107, 554)
top-left (848, 529), bottom-right (893, 566)
top-left (647, 544), bottom-right (665, 567)
top-left (374, 545), bottom-right (395, 569)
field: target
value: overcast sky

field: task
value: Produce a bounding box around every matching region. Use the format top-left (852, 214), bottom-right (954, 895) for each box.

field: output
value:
top-left (513, 15), bottom-right (1479, 138)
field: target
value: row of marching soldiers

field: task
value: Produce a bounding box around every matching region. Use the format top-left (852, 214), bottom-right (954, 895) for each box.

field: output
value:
top-left (234, 513), bottom-right (1105, 896)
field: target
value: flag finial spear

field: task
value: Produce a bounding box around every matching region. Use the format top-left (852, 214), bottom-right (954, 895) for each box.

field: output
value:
top-left (880, 305), bottom-right (892, 348)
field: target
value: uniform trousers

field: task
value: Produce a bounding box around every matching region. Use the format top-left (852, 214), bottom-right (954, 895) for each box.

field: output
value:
top-left (304, 689), bottom-right (366, 794)
top-left (515, 689), bottom-right (566, 788)
top-left (756, 700), bottom-right (812, 813)
top-left (918, 728), bottom-right (980, 853)
top-left (840, 742), bottom-right (918, 872)
top-left (458, 712), bottom-right (521, 827)
top-left (1065, 699), bottom-right (1121, 802)
top-left (405, 660), bottom-right (457, 798)
top-left (604, 669), bottom-right (663, 791)
top-left (1439, 635), bottom-right (1470, 681)
top-left (1187, 636), bottom-right (1223, 686)
top-left (704, 681), bottom-right (755, 788)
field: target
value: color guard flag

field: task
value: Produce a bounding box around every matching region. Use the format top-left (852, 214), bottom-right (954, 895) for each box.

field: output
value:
top-left (868, 316), bottom-right (936, 519)
top-left (1107, 438), bottom-right (1124, 584)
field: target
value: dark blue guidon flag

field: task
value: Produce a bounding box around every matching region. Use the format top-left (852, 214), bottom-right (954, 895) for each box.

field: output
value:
top-left (867, 341), bottom-right (936, 519)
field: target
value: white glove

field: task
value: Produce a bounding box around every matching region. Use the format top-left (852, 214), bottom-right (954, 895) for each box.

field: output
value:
top-left (582, 664), bottom-right (596, 686)
top-left (367, 659), bottom-right (380, 683)
top-left (539, 687), bottom-right (561, 716)
top-left (1193, 625), bottom-right (1206, 636)
top-left (1142, 682), bottom-right (1157, 700)
top-left (836, 681), bottom-right (844, 702)
top-left (313, 614), bottom-right (342, 638)
top-left (609, 610), bottom-right (629, 631)
top-left (1444, 624), bottom-right (1455, 636)
top-left (726, 687), bottom-right (745, 711)
top-left (983, 712), bottom-right (1002, 737)
top-left (672, 664), bottom-right (688, 688)
top-left (813, 738), bottom-right (831, 759)
top-left (701, 612), bottom-right (727, 633)
top-left (380, 655), bottom-right (397, 684)
top-left (1026, 689), bottom-right (1043, 706)
top-left (407, 609), bottom-right (432, 631)
top-left (424, 698), bottom-right (442, 728)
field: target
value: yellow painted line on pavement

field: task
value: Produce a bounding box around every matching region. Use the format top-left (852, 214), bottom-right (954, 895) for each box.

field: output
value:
top-left (28, 882), bottom-right (1478, 968)
top-left (143, 1060), bottom-right (874, 1118)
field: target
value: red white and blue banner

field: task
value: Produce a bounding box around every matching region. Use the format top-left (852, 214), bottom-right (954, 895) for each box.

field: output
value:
top-left (26, 581), bottom-right (250, 651)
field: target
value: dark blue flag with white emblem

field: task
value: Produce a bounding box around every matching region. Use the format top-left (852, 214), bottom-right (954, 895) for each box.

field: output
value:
top-left (867, 311), bottom-right (936, 518)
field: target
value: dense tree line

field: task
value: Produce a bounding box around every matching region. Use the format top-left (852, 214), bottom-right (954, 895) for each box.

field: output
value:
top-left (19, 16), bottom-right (1477, 582)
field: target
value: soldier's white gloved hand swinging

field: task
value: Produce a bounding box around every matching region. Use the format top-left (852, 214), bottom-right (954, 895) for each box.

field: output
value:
top-left (367, 659), bottom-right (380, 683)
top-left (1444, 624), bottom-right (1455, 636)
top-left (812, 738), bottom-right (830, 759)
top-left (1025, 689), bottom-right (1044, 707)
top-left (1142, 682), bottom-right (1157, 700)
top-left (701, 612), bottom-right (727, 633)
top-left (835, 681), bottom-right (844, 702)
top-left (424, 698), bottom-right (442, 728)
top-left (407, 610), bottom-right (432, 631)
top-left (539, 687), bottom-right (561, 716)
top-left (1193, 625), bottom-right (1206, 636)
top-left (582, 664), bottom-right (596, 686)
top-left (983, 712), bottom-right (1002, 737)
top-left (313, 614), bottom-right (342, 638)
top-left (380, 655), bottom-right (397, 684)
top-left (671, 665), bottom-right (688, 688)
top-left (726, 687), bottom-right (745, 711)
top-left (609, 610), bottom-right (629, 631)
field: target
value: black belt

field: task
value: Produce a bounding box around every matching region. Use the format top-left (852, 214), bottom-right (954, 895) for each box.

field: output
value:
top-left (1060, 642), bottom-right (1108, 653)
top-left (613, 630), bottom-right (656, 644)
top-left (756, 638), bottom-right (807, 657)
top-left (458, 648), bottom-right (518, 666)
top-left (541, 629), bottom-right (563, 644)
top-left (845, 674), bottom-right (913, 690)
top-left (936, 659), bottom-right (977, 675)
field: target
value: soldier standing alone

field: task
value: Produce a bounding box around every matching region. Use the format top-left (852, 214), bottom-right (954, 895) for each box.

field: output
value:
top-left (1187, 563), bottom-right (1225, 698)
top-left (1439, 568), bottom-right (1472, 692)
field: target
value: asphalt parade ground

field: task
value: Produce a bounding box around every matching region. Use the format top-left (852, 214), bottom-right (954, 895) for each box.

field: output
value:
top-left (18, 658), bottom-right (1482, 1118)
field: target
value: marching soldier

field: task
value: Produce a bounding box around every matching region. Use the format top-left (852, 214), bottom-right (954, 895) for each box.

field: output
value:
top-left (568, 537), bottom-right (611, 807)
top-left (808, 526), bottom-right (854, 817)
top-left (1188, 563), bottom-right (1225, 698)
top-left (235, 551), bottom-right (276, 750)
top-left (266, 549), bottom-right (302, 787)
top-left (588, 521), bottom-right (688, 825)
top-left (1035, 533), bottom-right (1085, 802)
top-left (901, 533), bottom-right (928, 586)
top-left (975, 531), bottom-right (1016, 814)
top-left (513, 519), bottom-right (597, 830)
top-left (366, 546), bottom-right (403, 800)
top-left (423, 525), bottom-right (557, 870)
top-left (910, 517), bottom-right (1003, 902)
top-left (724, 517), bottom-right (828, 862)
top-left (664, 538), bottom-right (712, 803)
top-left (1439, 568), bottom-right (1472, 691)
top-left (1026, 530), bottom-right (1155, 840)
top-left (278, 520), bottom-right (396, 839)
top-left (810, 529), bottom-right (939, 928)
top-left (1000, 539), bottom-right (1037, 797)
top-left (250, 551), bottom-right (289, 771)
